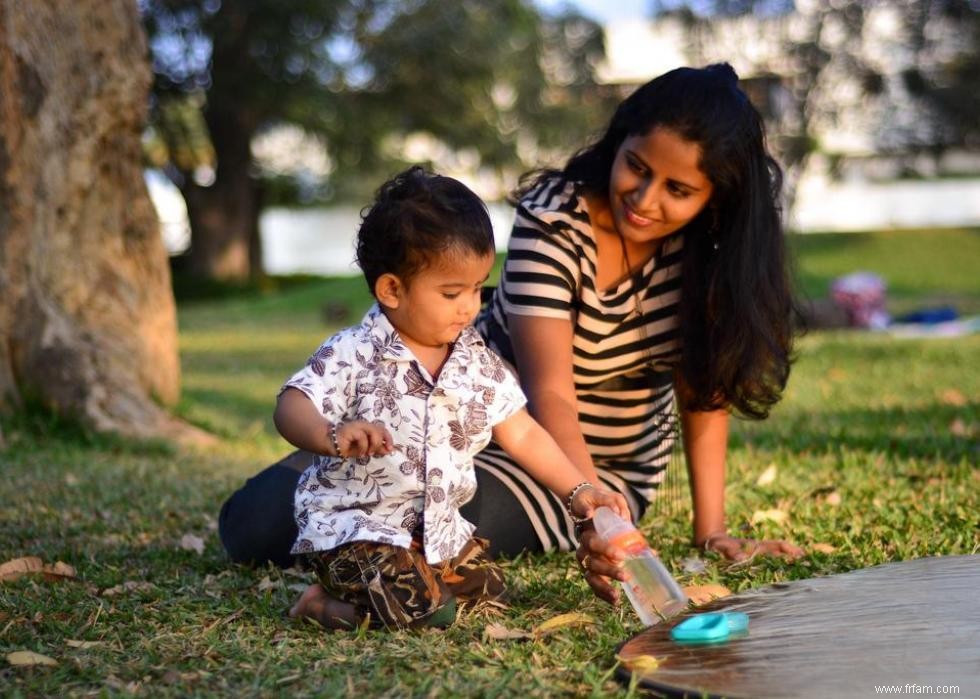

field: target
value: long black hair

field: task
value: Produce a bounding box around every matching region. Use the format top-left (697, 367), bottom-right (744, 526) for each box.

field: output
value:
top-left (516, 63), bottom-right (797, 419)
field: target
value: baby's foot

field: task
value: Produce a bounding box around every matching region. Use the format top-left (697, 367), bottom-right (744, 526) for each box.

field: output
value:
top-left (289, 583), bottom-right (359, 630)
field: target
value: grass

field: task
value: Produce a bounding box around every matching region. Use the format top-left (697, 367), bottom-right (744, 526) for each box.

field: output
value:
top-left (2, 229), bottom-right (978, 697)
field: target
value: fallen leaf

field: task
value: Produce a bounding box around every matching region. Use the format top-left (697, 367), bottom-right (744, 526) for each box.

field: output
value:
top-left (755, 464), bottom-right (778, 487)
top-left (940, 388), bottom-right (967, 407)
top-left (287, 583), bottom-right (309, 594)
top-left (64, 473), bottom-right (80, 487)
top-left (483, 623), bottom-right (533, 641)
top-left (812, 543), bottom-right (837, 554)
top-left (101, 581), bottom-right (156, 597)
top-left (682, 583), bottom-right (732, 605)
top-left (751, 509), bottom-right (788, 525)
top-left (179, 534), bottom-right (205, 555)
top-left (824, 491), bottom-right (842, 507)
top-left (532, 612), bottom-right (593, 636)
top-left (7, 650), bottom-right (58, 667)
top-left (43, 561), bottom-right (76, 580)
top-left (0, 557), bottom-right (44, 582)
top-left (256, 576), bottom-right (276, 592)
top-left (0, 557), bottom-right (75, 583)
top-left (619, 653), bottom-right (660, 673)
top-left (681, 556), bottom-right (707, 574)
top-left (66, 640), bottom-right (102, 649)
top-left (949, 418), bottom-right (968, 437)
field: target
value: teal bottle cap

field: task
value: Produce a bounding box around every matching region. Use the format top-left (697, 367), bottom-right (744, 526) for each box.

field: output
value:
top-left (670, 612), bottom-right (750, 643)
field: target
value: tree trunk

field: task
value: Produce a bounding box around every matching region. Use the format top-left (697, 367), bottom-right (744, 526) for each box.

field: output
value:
top-left (181, 99), bottom-right (263, 282)
top-left (0, 0), bottom-right (202, 441)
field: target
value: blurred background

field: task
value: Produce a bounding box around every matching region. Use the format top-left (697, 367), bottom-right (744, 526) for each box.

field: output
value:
top-left (140, 0), bottom-right (980, 279)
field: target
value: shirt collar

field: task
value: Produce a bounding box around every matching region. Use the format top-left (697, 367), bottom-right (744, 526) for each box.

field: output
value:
top-left (361, 303), bottom-right (487, 364)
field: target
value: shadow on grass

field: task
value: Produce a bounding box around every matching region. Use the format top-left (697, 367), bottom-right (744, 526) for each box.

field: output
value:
top-left (737, 401), bottom-right (978, 464)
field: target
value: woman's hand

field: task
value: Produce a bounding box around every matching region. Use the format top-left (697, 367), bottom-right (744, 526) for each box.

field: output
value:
top-left (334, 420), bottom-right (393, 458)
top-left (575, 526), bottom-right (628, 605)
top-left (570, 485), bottom-right (630, 521)
top-left (702, 533), bottom-right (804, 562)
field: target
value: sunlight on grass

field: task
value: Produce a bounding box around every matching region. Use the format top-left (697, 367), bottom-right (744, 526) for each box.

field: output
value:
top-left (1, 231), bottom-right (977, 696)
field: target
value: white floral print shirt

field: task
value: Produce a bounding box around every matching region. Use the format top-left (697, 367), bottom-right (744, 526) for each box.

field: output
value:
top-left (284, 304), bottom-right (527, 564)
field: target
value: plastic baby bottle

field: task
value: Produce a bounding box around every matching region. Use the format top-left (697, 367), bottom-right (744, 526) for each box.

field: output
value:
top-left (592, 506), bottom-right (688, 625)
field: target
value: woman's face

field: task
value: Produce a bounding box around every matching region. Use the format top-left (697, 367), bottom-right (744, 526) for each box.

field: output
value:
top-left (607, 127), bottom-right (714, 246)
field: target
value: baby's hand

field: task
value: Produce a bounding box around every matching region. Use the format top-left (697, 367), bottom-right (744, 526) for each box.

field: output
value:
top-left (334, 420), bottom-right (394, 458)
top-left (571, 485), bottom-right (630, 522)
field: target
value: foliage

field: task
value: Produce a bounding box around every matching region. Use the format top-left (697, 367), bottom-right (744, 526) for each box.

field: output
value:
top-left (652, 1), bottom-right (980, 208)
top-left (140, 0), bottom-right (617, 280)
top-left (2, 230), bottom-right (977, 695)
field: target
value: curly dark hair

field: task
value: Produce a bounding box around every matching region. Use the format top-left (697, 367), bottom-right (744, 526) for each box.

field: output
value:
top-left (514, 64), bottom-right (798, 419)
top-left (356, 165), bottom-right (495, 294)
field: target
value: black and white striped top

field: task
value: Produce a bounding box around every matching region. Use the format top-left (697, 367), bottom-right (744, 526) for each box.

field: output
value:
top-left (474, 177), bottom-right (684, 551)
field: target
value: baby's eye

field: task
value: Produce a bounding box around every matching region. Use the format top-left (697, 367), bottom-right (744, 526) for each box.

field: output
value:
top-left (442, 292), bottom-right (461, 300)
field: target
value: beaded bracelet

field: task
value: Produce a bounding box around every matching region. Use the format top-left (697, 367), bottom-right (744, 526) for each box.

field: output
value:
top-left (565, 481), bottom-right (594, 523)
top-left (330, 422), bottom-right (343, 457)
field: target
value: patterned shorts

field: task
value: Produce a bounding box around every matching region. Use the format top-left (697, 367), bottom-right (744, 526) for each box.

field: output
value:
top-left (303, 536), bottom-right (505, 630)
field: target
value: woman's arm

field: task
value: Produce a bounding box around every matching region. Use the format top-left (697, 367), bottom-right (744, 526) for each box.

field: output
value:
top-left (506, 313), bottom-right (599, 483)
top-left (680, 405), bottom-right (729, 548)
top-left (679, 384), bottom-right (804, 561)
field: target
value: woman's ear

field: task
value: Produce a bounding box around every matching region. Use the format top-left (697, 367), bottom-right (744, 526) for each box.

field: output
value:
top-left (374, 273), bottom-right (403, 309)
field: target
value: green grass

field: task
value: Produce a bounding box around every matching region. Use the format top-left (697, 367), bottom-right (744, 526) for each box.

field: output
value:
top-left (2, 230), bottom-right (978, 696)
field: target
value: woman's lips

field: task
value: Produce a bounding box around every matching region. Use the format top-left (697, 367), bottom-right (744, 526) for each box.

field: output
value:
top-left (623, 202), bottom-right (655, 227)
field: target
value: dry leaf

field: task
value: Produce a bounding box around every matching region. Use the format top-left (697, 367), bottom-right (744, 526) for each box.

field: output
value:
top-left (619, 653), bottom-right (661, 673)
top-left (7, 650), bottom-right (58, 667)
top-left (66, 640), bottom-right (102, 649)
top-left (755, 464), bottom-right (778, 487)
top-left (0, 557), bottom-right (44, 582)
top-left (256, 576), bottom-right (276, 592)
top-left (483, 623), bottom-right (533, 641)
top-left (101, 581), bottom-right (156, 597)
top-left (0, 557), bottom-right (75, 583)
top-left (812, 543), bottom-right (837, 554)
top-left (532, 612), bottom-right (593, 636)
top-left (43, 561), bottom-right (76, 580)
top-left (751, 509), bottom-right (788, 525)
top-left (940, 388), bottom-right (967, 407)
top-left (949, 418), bottom-right (968, 437)
top-left (287, 583), bottom-right (309, 594)
top-left (824, 491), bottom-right (842, 507)
top-left (682, 583), bottom-right (732, 605)
top-left (179, 534), bottom-right (205, 555)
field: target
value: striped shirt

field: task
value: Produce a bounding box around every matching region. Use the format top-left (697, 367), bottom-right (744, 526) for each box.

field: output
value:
top-left (474, 176), bottom-right (683, 551)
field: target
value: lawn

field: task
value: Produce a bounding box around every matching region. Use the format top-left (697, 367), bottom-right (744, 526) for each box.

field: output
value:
top-left (2, 229), bottom-right (978, 697)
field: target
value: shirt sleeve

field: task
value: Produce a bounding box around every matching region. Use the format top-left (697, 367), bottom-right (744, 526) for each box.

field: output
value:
top-left (477, 347), bottom-right (528, 427)
top-left (279, 330), bottom-right (354, 424)
top-left (498, 204), bottom-right (583, 321)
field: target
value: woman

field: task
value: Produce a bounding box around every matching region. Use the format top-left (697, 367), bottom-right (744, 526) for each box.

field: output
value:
top-left (219, 63), bottom-right (802, 605)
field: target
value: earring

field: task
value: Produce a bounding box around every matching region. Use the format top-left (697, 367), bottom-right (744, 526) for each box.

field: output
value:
top-left (708, 207), bottom-right (720, 251)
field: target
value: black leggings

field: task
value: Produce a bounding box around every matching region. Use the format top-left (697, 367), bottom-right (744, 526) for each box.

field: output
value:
top-left (218, 450), bottom-right (543, 568)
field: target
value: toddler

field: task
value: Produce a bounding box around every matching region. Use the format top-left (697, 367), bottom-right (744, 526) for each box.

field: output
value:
top-left (275, 166), bottom-right (628, 630)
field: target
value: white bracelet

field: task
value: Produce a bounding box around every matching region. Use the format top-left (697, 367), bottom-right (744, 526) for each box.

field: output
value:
top-left (330, 422), bottom-right (343, 457)
top-left (565, 481), bottom-right (594, 523)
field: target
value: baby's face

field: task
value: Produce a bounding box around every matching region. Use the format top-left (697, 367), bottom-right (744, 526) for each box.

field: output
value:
top-left (385, 249), bottom-right (495, 351)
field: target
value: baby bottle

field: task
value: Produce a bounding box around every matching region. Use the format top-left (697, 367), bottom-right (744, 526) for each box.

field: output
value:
top-left (592, 506), bottom-right (688, 625)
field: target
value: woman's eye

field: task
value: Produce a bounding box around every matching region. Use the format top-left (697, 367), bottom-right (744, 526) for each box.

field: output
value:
top-left (668, 183), bottom-right (690, 198)
top-left (627, 157), bottom-right (646, 174)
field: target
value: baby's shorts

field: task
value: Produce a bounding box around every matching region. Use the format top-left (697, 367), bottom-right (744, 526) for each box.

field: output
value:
top-left (302, 536), bottom-right (504, 630)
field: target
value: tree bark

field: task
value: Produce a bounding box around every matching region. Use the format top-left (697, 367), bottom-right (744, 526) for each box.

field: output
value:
top-left (0, 0), bottom-right (202, 441)
top-left (181, 104), bottom-right (263, 281)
